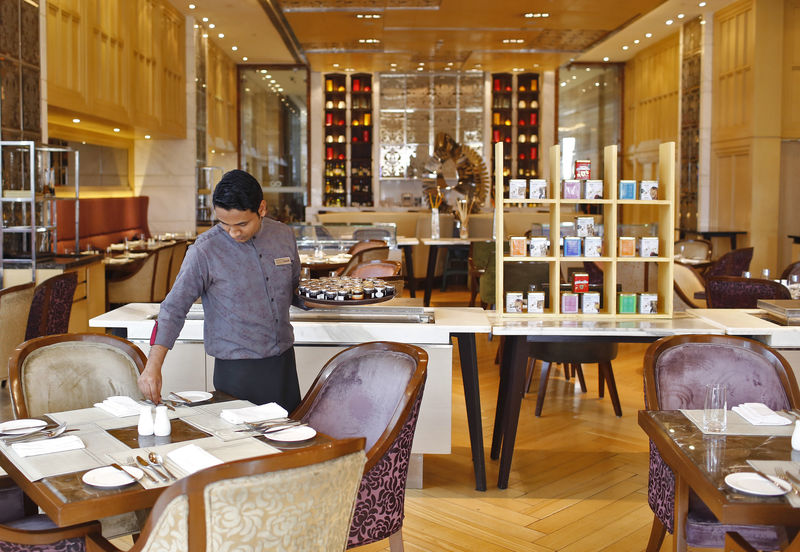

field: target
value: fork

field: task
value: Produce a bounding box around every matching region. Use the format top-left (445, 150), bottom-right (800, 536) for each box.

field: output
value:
top-left (774, 468), bottom-right (800, 495)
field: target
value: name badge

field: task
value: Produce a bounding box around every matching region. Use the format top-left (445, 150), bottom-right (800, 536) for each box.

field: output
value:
top-left (274, 257), bottom-right (292, 266)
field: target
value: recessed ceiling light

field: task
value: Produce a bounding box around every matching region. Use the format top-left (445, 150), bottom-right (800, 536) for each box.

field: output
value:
top-left (677, 13), bottom-right (685, 19)
top-left (113, 128), bottom-right (120, 132)
top-left (332, 63), bottom-right (340, 68)
top-left (188, 4), bottom-right (195, 9)
top-left (193, 24), bottom-right (198, 28)
top-left (666, 19), bottom-right (674, 25)
top-left (390, 63), bottom-right (397, 67)
top-left (218, 33), bottom-right (224, 38)
top-left (700, 19), bottom-right (706, 24)
top-left (603, 56), bottom-right (609, 62)
top-left (699, 1), bottom-right (707, 6)
top-left (502, 39), bottom-right (524, 44)
top-left (355, 13), bottom-right (381, 19)
top-left (208, 23), bottom-right (215, 29)
top-left (595, 82), bottom-right (600, 87)
top-left (72, 118), bottom-right (80, 123)
top-left (260, 69), bottom-right (267, 73)
top-left (444, 67), bottom-right (451, 71)
top-left (560, 81), bottom-right (567, 87)
top-left (231, 46), bottom-right (237, 51)
top-left (418, 62), bottom-right (425, 66)
top-left (242, 56), bottom-right (248, 61)
top-left (645, 32), bottom-right (653, 38)
top-left (586, 67), bottom-right (591, 71)
top-left (634, 39), bottom-right (640, 44)
top-left (202, 33), bottom-right (208, 38)
top-left (447, 62), bottom-right (453, 66)
top-left (202, 17), bottom-right (208, 22)
top-left (144, 135), bottom-right (151, 139)
top-left (417, 67), bottom-right (424, 71)
top-left (571, 75), bottom-right (577, 80)
top-left (622, 45), bottom-right (629, 50)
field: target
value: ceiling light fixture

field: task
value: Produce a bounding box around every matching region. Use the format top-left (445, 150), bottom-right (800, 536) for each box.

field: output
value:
top-left (603, 56), bottom-right (609, 62)
top-left (242, 56), bottom-right (248, 61)
top-left (645, 32), bottom-right (653, 38)
top-left (202, 33), bottom-right (208, 38)
top-left (634, 39), bottom-right (640, 44)
top-left (72, 118), bottom-right (80, 123)
top-left (677, 13), bottom-right (685, 19)
top-left (260, 69), bottom-right (267, 73)
top-left (332, 63), bottom-right (340, 68)
top-left (666, 19), bottom-right (674, 25)
top-left (416, 67), bottom-right (423, 71)
top-left (502, 39), bottom-right (524, 44)
top-left (202, 17), bottom-right (208, 22)
top-left (144, 135), bottom-right (151, 139)
top-left (188, 4), bottom-right (195, 9)
top-left (586, 67), bottom-right (591, 71)
top-left (622, 45), bottom-right (629, 50)
top-left (358, 38), bottom-right (380, 44)
top-left (699, 1), bottom-right (707, 6)
top-left (208, 23), bottom-right (215, 28)
top-left (390, 63), bottom-right (397, 67)
top-left (524, 12), bottom-right (549, 18)
top-left (560, 81), bottom-right (566, 87)
top-left (355, 13), bottom-right (381, 19)
top-left (231, 46), bottom-right (237, 51)
top-left (113, 128), bottom-right (120, 132)
top-left (218, 33), bottom-right (224, 38)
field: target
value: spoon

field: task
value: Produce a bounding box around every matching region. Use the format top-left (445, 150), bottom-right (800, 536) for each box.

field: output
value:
top-left (1, 423), bottom-right (69, 443)
top-left (148, 451), bottom-right (177, 481)
top-left (136, 455), bottom-right (167, 482)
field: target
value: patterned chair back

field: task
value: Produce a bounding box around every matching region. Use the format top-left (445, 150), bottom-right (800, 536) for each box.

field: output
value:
top-left (292, 342), bottom-right (428, 549)
top-left (86, 438), bottom-right (366, 552)
top-left (25, 272), bottom-right (78, 340)
top-left (704, 247), bottom-right (753, 279)
top-left (706, 276), bottom-right (790, 308)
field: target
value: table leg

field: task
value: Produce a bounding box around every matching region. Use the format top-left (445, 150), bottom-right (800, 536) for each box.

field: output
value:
top-left (423, 245), bottom-right (438, 307)
top-left (673, 475), bottom-right (689, 552)
top-left (497, 336), bottom-right (528, 489)
top-left (453, 332), bottom-right (486, 491)
top-left (786, 533), bottom-right (800, 552)
top-left (400, 245), bottom-right (416, 298)
top-left (490, 335), bottom-right (513, 460)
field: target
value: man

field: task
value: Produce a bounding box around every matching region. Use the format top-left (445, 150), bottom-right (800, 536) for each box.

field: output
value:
top-left (138, 169), bottom-right (302, 411)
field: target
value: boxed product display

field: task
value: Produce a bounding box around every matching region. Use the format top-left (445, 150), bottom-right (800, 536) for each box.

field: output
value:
top-left (572, 272), bottom-right (589, 293)
top-left (509, 236), bottom-right (527, 256)
top-left (574, 159), bottom-right (591, 179)
top-left (576, 216), bottom-right (595, 237)
top-left (529, 237), bottom-right (549, 257)
top-left (618, 236), bottom-right (636, 256)
top-left (639, 236), bottom-right (660, 257)
top-left (561, 292), bottom-right (579, 314)
top-left (506, 292), bottom-right (524, 313)
top-left (583, 179), bottom-right (604, 199)
top-left (584, 236), bottom-right (603, 257)
top-left (582, 292), bottom-right (600, 314)
top-left (529, 179), bottom-right (548, 199)
top-left (527, 291), bottom-right (545, 313)
top-left (618, 293), bottom-right (637, 313)
top-left (639, 180), bottom-right (659, 200)
top-left (509, 179), bottom-right (527, 199)
top-left (563, 236), bottom-right (582, 256)
top-left (619, 180), bottom-right (637, 199)
top-left (639, 293), bottom-right (658, 314)
top-left (562, 180), bottom-right (581, 199)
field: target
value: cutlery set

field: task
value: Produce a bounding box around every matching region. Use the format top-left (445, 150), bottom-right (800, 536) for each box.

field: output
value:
top-left (0, 422), bottom-right (74, 444)
top-left (237, 418), bottom-right (308, 434)
top-left (133, 453), bottom-right (177, 483)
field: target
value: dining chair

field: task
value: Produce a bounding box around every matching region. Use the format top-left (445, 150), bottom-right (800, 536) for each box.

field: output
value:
top-left (107, 251), bottom-right (157, 307)
top-left (151, 244), bottom-right (175, 302)
top-left (0, 282), bottom-right (35, 386)
top-left (85, 438), bottom-right (367, 552)
top-left (292, 342), bottom-right (428, 551)
top-left (706, 276), bottom-right (790, 308)
top-left (353, 227), bottom-right (393, 242)
top-left (674, 238), bottom-right (712, 261)
top-left (167, 240), bottom-right (189, 291)
top-left (347, 259), bottom-right (402, 278)
top-left (703, 247), bottom-right (754, 279)
top-left (347, 239), bottom-right (387, 256)
top-left (25, 272), bottom-right (78, 340)
top-left (8, 333), bottom-right (146, 419)
top-left (643, 334), bottom-right (800, 552)
top-left (673, 262), bottom-right (707, 309)
top-left (780, 260), bottom-right (800, 281)
top-left (467, 241), bottom-right (494, 307)
top-left (340, 246), bottom-right (390, 276)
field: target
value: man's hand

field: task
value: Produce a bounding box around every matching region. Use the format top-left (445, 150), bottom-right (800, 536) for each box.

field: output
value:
top-left (139, 345), bottom-right (168, 403)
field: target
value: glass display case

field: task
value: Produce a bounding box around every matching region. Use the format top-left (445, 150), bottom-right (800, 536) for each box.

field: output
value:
top-left (291, 222), bottom-right (397, 251)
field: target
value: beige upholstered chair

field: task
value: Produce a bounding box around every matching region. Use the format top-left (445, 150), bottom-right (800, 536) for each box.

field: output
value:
top-left (107, 251), bottom-right (157, 306)
top-left (674, 238), bottom-right (712, 261)
top-left (8, 333), bottom-right (145, 418)
top-left (348, 260), bottom-right (402, 278)
top-left (0, 282), bottom-right (35, 385)
top-left (86, 438), bottom-right (367, 552)
top-left (673, 261), bottom-right (707, 309)
top-left (340, 246), bottom-right (390, 276)
top-left (167, 240), bottom-right (189, 291)
top-left (151, 244), bottom-right (175, 302)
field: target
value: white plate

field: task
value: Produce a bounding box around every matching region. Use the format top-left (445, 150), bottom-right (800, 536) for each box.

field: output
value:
top-left (172, 391), bottom-right (212, 403)
top-left (725, 472), bottom-right (791, 496)
top-left (264, 425), bottom-right (317, 442)
top-left (0, 419), bottom-right (47, 436)
top-left (82, 466), bottom-right (143, 488)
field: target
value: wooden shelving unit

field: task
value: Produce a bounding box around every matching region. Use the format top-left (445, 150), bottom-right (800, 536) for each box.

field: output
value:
top-left (494, 141), bottom-right (675, 318)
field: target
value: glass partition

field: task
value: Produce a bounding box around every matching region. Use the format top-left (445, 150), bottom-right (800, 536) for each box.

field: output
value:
top-left (290, 222), bottom-right (397, 251)
top-left (239, 66), bottom-right (309, 222)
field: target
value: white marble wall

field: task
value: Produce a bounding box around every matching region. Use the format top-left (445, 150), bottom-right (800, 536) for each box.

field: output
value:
top-left (133, 16), bottom-right (197, 236)
top-left (308, 71), bottom-right (324, 210)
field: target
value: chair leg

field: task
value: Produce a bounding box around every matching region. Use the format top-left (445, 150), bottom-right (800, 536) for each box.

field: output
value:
top-left (599, 361), bottom-right (622, 417)
top-left (646, 516), bottom-right (666, 552)
top-left (388, 528), bottom-right (405, 552)
top-left (495, 336), bottom-right (504, 365)
top-left (573, 363), bottom-right (587, 392)
top-left (525, 357), bottom-right (535, 393)
top-left (535, 361), bottom-right (553, 417)
top-left (469, 275), bottom-right (479, 307)
top-left (598, 365), bottom-right (605, 397)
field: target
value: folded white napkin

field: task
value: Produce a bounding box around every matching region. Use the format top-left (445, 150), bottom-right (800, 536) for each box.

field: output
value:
top-left (11, 435), bottom-right (85, 457)
top-left (94, 396), bottom-right (142, 417)
top-left (167, 444), bottom-right (222, 475)
top-left (732, 403), bottom-right (792, 425)
top-left (219, 402), bottom-right (288, 425)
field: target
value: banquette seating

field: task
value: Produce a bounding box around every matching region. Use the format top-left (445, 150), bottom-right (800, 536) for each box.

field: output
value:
top-left (54, 197), bottom-right (150, 253)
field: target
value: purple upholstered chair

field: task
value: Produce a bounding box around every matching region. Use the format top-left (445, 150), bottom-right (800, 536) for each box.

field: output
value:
top-left (703, 247), bottom-right (753, 279)
top-left (292, 342), bottom-right (428, 551)
top-left (0, 478), bottom-right (99, 551)
top-left (643, 335), bottom-right (800, 552)
top-left (706, 276), bottom-right (791, 308)
top-left (25, 272), bottom-right (78, 340)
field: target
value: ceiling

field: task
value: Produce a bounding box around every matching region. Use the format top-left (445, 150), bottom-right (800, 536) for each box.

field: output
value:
top-left (168, 0), bottom-right (729, 73)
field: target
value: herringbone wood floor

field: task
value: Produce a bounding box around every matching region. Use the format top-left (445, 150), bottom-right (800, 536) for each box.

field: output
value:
top-left (0, 286), bottom-right (720, 551)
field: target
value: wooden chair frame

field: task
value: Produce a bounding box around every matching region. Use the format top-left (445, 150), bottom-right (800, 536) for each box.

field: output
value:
top-left (86, 438), bottom-right (366, 552)
top-left (291, 341), bottom-right (428, 472)
top-left (8, 333), bottom-right (147, 419)
top-left (106, 251), bottom-right (158, 306)
top-left (347, 259), bottom-right (402, 278)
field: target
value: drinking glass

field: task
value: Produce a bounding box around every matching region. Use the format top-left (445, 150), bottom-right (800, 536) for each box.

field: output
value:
top-left (703, 383), bottom-right (727, 432)
top-left (300, 267), bottom-right (311, 281)
top-left (703, 434), bottom-right (725, 473)
top-left (741, 271), bottom-right (751, 278)
top-left (762, 268), bottom-right (771, 279)
top-left (788, 274), bottom-right (800, 299)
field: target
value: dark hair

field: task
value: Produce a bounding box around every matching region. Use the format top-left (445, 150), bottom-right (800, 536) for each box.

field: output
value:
top-left (213, 170), bottom-right (263, 213)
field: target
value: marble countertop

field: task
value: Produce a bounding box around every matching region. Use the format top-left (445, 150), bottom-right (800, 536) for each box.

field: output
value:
top-left (2, 253), bottom-right (103, 270)
top-left (687, 308), bottom-right (800, 347)
top-left (489, 312), bottom-right (724, 337)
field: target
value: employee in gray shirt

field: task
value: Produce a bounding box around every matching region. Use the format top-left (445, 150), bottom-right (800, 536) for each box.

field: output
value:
top-left (138, 169), bottom-right (302, 411)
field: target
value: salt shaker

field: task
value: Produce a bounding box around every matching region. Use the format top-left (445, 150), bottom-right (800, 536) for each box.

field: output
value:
top-left (138, 406), bottom-right (154, 436)
top-left (792, 421), bottom-right (800, 451)
top-left (153, 405), bottom-right (171, 437)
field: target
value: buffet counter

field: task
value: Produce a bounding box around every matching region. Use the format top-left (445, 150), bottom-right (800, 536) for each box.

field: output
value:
top-left (90, 302), bottom-right (492, 487)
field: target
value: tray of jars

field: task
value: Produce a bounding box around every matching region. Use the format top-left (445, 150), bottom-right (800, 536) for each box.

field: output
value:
top-left (297, 276), bottom-right (401, 307)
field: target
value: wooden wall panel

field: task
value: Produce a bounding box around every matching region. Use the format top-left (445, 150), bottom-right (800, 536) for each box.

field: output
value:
top-left (784, 0), bottom-right (800, 138)
top-left (87, 0), bottom-right (129, 122)
top-left (713, 1), bottom-right (754, 142)
top-left (46, 0), bottom-right (88, 111)
top-left (206, 41), bottom-right (236, 152)
top-left (622, 33), bottom-right (680, 224)
top-left (710, 143), bottom-right (751, 230)
top-left (158, 4), bottom-right (186, 136)
top-left (132, 0), bottom-right (158, 128)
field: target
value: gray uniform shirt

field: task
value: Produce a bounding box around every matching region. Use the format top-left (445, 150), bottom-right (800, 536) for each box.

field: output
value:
top-left (154, 218), bottom-right (300, 359)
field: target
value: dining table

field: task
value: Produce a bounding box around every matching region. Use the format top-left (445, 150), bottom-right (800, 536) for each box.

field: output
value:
top-left (298, 251), bottom-right (352, 277)
top-left (0, 392), bottom-right (326, 528)
top-left (640, 409), bottom-right (800, 552)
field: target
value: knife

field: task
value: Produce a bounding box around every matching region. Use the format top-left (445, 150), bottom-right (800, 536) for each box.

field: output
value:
top-left (136, 455), bottom-right (166, 482)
